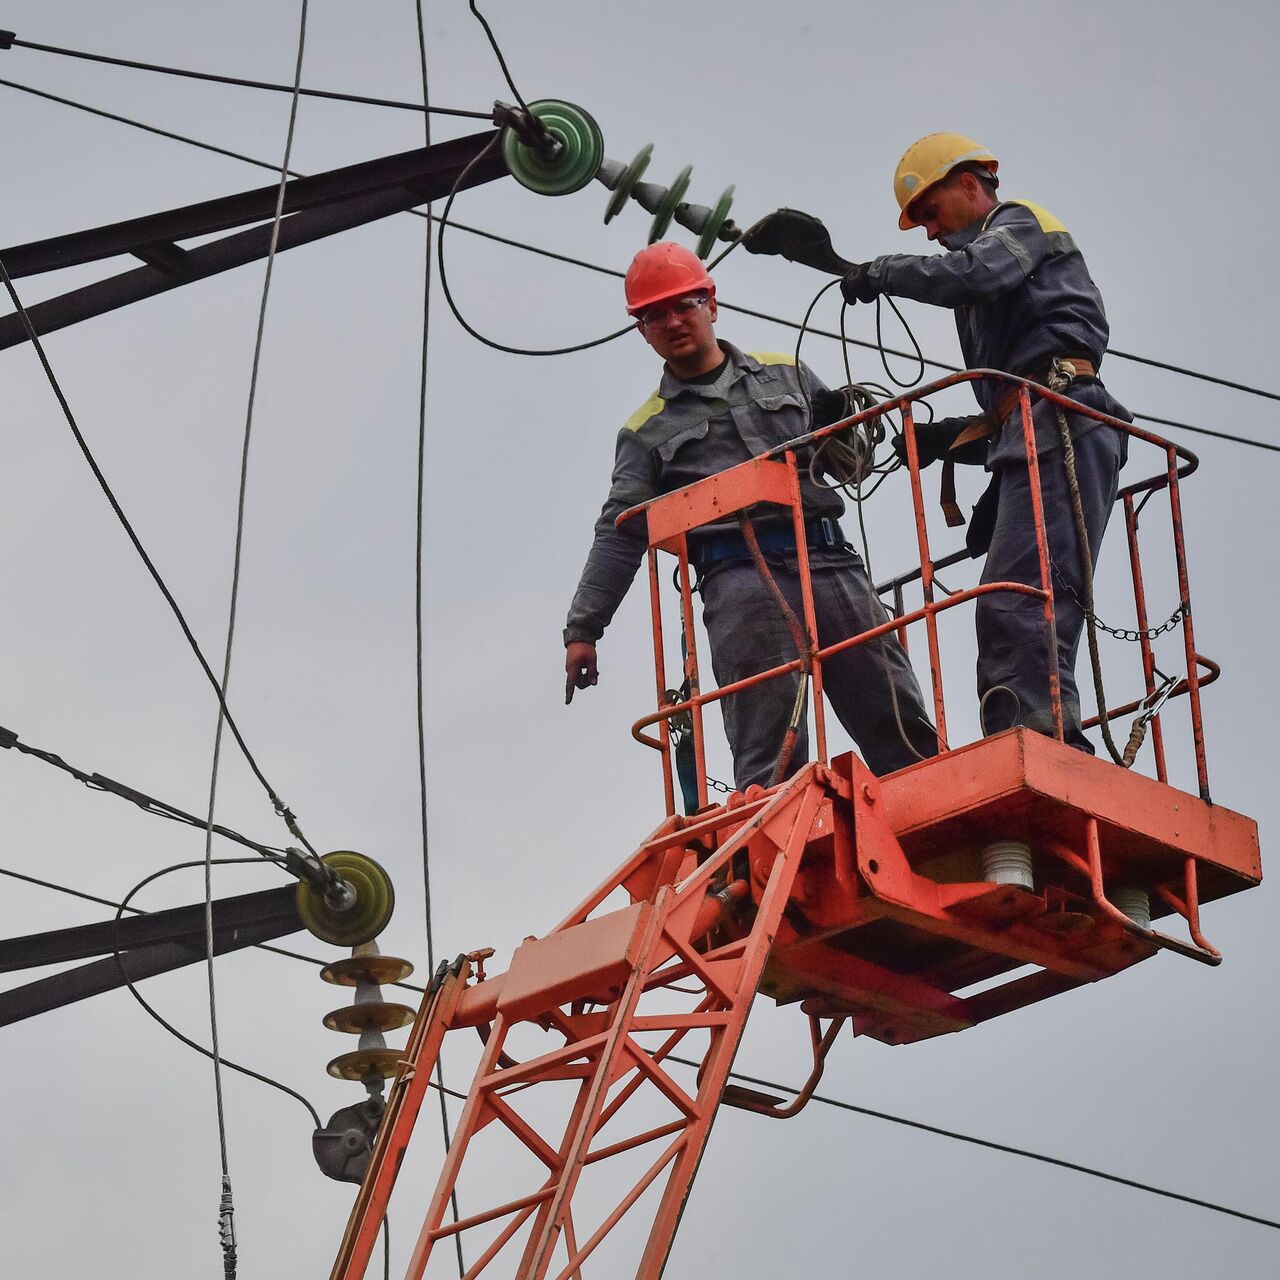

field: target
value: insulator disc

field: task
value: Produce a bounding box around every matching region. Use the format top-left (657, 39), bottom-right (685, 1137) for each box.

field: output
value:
top-left (320, 953), bottom-right (415, 987)
top-left (697, 185), bottom-right (736, 260)
top-left (326, 1047), bottom-right (404, 1083)
top-left (324, 1002), bottom-right (417, 1034)
top-left (603, 143), bottom-right (653, 224)
top-left (501, 99), bottom-right (604, 197)
top-left (648, 166), bottom-right (692, 243)
top-left (296, 851), bottom-right (395, 948)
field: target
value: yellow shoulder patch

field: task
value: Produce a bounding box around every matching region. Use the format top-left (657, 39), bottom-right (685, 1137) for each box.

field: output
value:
top-left (747, 351), bottom-right (797, 367)
top-left (1008, 200), bottom-right (1067, 234)
top-left (625, 390), bottom-right (665, 432)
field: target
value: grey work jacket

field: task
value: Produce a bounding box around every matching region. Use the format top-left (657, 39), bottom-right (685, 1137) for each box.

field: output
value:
top-left (866, 200), bottom-right (1131, 465)
top-left (564, 342), bottom-right (841, 646)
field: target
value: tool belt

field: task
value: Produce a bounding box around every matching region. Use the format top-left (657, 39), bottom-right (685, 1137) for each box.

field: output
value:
top-left (939, 357), bottom-right (1098, 528)
top-left (991, 357), bottom-right (1097, 425)
top-left (689, 516), bottom-right (845, 569)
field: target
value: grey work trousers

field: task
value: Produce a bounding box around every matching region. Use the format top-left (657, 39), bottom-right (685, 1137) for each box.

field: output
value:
top-left (975, 421), bottom-right (1125, 750)
top-left (699, 548), bottom-right (939, 789)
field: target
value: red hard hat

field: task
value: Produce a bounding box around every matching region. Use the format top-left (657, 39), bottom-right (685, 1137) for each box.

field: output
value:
top-left (624, 242), bottom-right (714, 316)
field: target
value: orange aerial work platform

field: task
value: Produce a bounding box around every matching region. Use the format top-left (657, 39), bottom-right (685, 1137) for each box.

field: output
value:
top-left (330, 373), bottom-right (1260, 1279)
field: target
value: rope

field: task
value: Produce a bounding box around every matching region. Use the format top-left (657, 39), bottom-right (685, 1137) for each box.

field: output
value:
top-left (412, 9), bottom-right (465, 1273)
top-left (791, 280), bottom-right (930, 763)
top-left (737, 513), bottom-right (810, 785)
top-left (1048, 362), bottom-right (1123, 764)
top-left (201, 8), bottom-right (308, 1274)
top-left (1, 34), bottom-right (491, 118)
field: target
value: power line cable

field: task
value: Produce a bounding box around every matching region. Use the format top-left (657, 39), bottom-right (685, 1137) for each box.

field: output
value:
top-left (111, 857), bottom-right (322, 1129)
top-left (0, 31), bottom-right (491, 118)
top-left (6, 858), bottom-right (1271, 1230)
top-left (0, 722), bottom-right (291, 859)
top-left (412, 12), bottom-right (465, 1274)
top-left (667, 1054), bottom-right (1280, 1232)
top-left (0, 257), bottom-right (318, 860)
top-left (2, 73), bottom-right (1275, 447)
top-left (197, 8), bottom-right (308, 1275)
top-left (466, 1), bottom-right (529, 112)
top-left (435, 136), bottom-right (632, 355)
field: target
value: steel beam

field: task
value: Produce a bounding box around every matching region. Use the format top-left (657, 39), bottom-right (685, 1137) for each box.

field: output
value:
top-left (0, 129), bottom-right (507, 349)
top-left (0, 883), bottom-right (298, 971)
top-left (0, 884), bottom-right (302, 1026)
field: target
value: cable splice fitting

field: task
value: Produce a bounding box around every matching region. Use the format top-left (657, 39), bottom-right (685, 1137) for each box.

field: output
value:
top-left (0, 31), bottom-right (15, 50)
top-left (218, 1175), bottom-right (237, 1279)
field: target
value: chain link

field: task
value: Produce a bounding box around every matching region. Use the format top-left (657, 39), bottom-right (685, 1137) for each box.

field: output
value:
top-left (1050, 559), bottom-right (1186, 642)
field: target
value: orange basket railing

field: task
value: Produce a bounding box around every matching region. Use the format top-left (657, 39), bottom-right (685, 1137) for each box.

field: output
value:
top-left (619, 370), bottom-right (1210, 816)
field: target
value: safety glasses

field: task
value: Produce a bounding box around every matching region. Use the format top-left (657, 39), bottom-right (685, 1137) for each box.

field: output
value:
top-left (636, 292), bottom-right (710, 331)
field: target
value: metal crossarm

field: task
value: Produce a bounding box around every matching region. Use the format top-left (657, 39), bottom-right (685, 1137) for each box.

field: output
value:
top-left (0, 130), bottom-right (508, 349)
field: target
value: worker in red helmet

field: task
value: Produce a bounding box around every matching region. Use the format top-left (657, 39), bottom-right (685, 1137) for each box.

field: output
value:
top-left (745, 136), bottom-right (1132, 753)
top-left (563, 242), bottom-right (937, 791)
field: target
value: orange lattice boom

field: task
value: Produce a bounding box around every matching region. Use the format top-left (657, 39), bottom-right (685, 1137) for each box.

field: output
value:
top-left (330, 372), bottom-right (1260, 1279)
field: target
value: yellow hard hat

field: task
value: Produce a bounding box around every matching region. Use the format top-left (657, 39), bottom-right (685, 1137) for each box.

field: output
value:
top-left (894, 133), bottom-right (999, 230)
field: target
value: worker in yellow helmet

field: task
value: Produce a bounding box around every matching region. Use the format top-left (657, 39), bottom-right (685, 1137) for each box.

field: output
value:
top-left (744, 135), bottom-right (1132, 753)
top-left (563, 243), bottom-right (937, 798)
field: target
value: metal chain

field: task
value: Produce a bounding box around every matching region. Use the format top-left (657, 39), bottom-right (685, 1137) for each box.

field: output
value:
top-left (1050, 559), bottom-right (1186, 642)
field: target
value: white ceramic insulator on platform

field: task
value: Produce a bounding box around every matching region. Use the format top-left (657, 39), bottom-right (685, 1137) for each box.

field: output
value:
top-left (980, 839), bottom-right (1035, 891)
top-left (1111, 887), bottom-right (1152, 931)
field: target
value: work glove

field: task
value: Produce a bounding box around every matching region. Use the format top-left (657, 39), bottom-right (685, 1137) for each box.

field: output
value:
top-left (840, 263), bottom-right (880, 305)
top-left (564, 640), bottom-right (598, 704)
top-left (890, 416), bottom-right (989, 469)
top-left (809, 387), bottom-right (853, 429)
top-left (740, 208), bottom-right (855, 276)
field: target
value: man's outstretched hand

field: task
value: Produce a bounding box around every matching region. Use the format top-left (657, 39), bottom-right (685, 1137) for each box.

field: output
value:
top-left (741, 208), bottom-right (855, 276)
top-left (565, 641), bottom-right (599, 704)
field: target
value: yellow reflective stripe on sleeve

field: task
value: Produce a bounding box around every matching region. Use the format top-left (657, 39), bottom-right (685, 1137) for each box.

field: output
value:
top-left (747, 351), bottom-right (797, 366)
top-left (624, 390), bottom-right (665, 432)
top-left (1008, 200), bottom-right (1067, 234)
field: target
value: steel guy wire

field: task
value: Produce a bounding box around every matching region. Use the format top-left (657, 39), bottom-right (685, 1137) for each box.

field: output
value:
top-left (2, 73), bottom-right (1277, 447)
top-left (7, 858), bottom-right (1274, 1232)
top-left (199, 7), bottom-right (308, 1273)
top-left (413, 9), bottom-right (466, 1273)
top-left (111, 857), bottom-right (322, 1128)
top-left (0, 31), bottom-right (491, 118)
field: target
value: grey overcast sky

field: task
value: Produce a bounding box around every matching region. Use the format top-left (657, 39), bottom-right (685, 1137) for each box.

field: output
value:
top-left (2, 2), bottom-right (1278, 1277)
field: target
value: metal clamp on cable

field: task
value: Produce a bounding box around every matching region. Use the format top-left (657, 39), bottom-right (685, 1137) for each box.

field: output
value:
top-left (491, 100), bottom-right (561, 158)
top-left (284, 846), bottom-right (349, 902)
